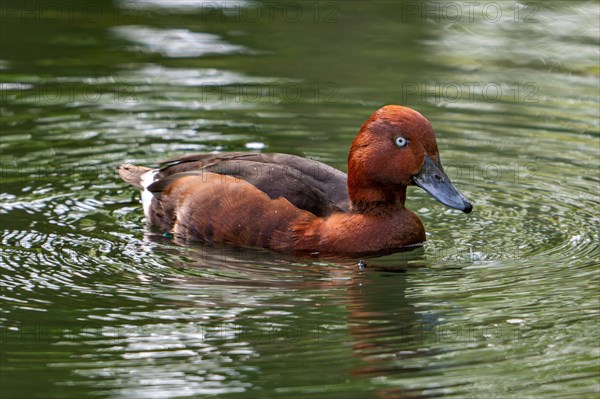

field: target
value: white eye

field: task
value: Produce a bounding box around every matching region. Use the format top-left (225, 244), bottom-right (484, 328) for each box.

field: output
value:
top-left (394, 136), bottom-right (408, 148)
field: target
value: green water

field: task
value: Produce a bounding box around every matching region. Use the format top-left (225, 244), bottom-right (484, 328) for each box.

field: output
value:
top-left (1, 1), bottom-right (599, 398)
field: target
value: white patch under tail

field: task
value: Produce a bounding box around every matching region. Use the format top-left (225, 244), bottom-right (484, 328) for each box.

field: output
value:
top-left (140, 169), bottom-right (159, 219)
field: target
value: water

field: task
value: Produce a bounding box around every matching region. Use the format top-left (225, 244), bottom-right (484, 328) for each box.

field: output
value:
top-left (1, 1), bottom-right (599, 398)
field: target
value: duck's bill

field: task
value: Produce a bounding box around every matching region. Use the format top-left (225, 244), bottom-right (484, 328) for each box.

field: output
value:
top-left (412, 156), bottom-right (473, 213)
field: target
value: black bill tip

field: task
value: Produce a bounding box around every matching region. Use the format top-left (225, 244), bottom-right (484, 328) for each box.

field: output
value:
top-left (462, 201), bottom-right (473, 214)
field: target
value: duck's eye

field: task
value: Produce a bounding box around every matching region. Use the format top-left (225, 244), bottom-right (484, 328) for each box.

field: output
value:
top-left (394, 136), bottom-right (408, 148)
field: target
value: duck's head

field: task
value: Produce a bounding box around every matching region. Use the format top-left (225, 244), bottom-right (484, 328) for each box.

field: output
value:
top-left (348, 105), bottom-right (472, 213)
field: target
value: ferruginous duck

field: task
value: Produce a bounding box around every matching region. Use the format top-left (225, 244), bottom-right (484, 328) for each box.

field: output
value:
top-left (118, 105), bottom-right (472, 257)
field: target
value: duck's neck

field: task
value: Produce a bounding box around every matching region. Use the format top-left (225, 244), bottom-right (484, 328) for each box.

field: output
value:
top-left (346, 142), bottom-right (408, 214)
top-left (348, 184), bottom-right (407, 214)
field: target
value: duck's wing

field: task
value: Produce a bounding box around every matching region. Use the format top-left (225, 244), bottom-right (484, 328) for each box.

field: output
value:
top-left (154, 152), bottom-right (350, 217)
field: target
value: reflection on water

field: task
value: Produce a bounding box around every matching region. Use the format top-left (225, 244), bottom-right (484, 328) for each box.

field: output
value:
top-left (1, 1), bottom-right (599, 398)
top-left (131, 0), bottom-right (254, 11)
top-left (111, 26), bottom-right (252, 57)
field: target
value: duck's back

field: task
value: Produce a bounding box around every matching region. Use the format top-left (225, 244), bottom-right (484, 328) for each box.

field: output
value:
top-left (152, 152), bottom-right (350, 217)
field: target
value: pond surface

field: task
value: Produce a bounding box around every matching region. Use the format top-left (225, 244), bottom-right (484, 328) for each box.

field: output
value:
top-left (1, 1), bottom-right (599, 398)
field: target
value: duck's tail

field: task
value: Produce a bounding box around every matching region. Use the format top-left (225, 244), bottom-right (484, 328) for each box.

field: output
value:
top-left (118, 164), bottom-right (153, 190)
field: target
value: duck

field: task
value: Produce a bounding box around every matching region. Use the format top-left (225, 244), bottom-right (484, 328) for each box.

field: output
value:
top-left (118, 105), bottom-right (472, 257)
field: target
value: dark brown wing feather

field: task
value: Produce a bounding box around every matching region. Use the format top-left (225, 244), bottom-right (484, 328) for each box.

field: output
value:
top-left (151, 152), bottom-right (349, 217)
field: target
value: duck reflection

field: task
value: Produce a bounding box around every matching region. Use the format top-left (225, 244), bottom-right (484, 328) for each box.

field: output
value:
top-left (143, 233), bottom-right (451, 398)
